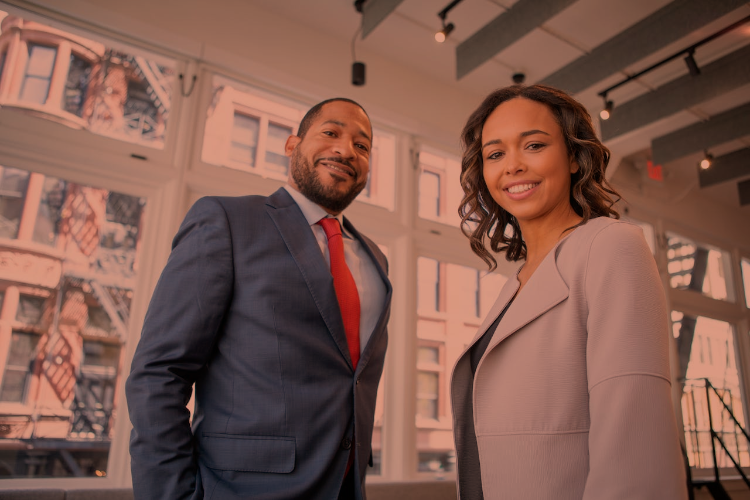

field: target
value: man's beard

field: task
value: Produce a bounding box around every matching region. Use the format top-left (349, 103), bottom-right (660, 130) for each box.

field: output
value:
top-left (291, 148), bottom-right (367, 213)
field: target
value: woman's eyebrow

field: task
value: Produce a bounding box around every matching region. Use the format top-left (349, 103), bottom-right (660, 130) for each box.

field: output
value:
top-left (482, 129), bottom-right (550, 150)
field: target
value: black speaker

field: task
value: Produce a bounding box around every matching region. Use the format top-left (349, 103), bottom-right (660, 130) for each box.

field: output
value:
top-left (352, 62), bottom-right (366, 86)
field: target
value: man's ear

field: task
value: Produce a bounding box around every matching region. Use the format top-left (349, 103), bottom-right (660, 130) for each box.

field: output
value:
top-left (285, 135), bottom-right (301, 157)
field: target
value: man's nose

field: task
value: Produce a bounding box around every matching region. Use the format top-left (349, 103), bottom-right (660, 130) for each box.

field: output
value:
top-left (332, 136), bottom-right (356, 158)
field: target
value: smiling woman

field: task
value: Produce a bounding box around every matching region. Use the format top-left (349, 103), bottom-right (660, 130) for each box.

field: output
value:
top-left (451, 84), bottom-right (688, 500)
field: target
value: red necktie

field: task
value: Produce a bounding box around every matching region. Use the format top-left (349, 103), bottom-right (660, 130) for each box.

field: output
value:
top-left (318, 217), bottom-right (361, 369)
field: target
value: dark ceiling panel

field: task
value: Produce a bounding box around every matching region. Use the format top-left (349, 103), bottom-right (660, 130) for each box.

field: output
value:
top-left (540, 0), bottom-right (746, 94)
top-left (456, 0), bottom-right (576, 80)
top-left (652, 103), bottom-right (750, 165)
top-left (362, 0), bottom-right (405, 38)
top-left (600, 44), bottom-right (750, 141)
top-left (699, 148), bottom-right (750, 188)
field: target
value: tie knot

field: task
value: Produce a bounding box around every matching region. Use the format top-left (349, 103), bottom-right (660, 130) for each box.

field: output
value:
top-left (317, 217), bottom-right (342, 239)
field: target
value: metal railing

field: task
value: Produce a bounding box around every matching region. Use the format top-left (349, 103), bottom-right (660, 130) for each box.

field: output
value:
top-left (683, 378), bottom-right (750, 492)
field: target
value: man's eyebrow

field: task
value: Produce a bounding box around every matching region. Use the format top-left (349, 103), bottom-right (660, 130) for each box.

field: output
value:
top-left (481, 129), bottom-right (550, 150)
top-left (321, 119), bottom-right (371, 142)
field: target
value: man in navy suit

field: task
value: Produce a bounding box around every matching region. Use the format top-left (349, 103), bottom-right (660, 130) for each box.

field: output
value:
top-left (126, 98), bottom-right (392, 500)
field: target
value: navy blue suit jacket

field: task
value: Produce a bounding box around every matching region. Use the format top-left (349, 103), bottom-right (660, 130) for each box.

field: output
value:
top-left (126, 188), bottom-right (392, 499)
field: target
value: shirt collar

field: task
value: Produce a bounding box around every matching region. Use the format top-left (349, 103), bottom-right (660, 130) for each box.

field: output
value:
top-left (283, 184), bottom-right (347, 230)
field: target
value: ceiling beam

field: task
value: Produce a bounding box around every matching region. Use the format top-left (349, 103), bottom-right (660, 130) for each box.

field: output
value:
top-left (361, 0), bottom-right (405, 38)
top-left (456, 0), bottom-right (576, 80)
top-left (540, 0), bottom-right (746, 94)
top-left (699, 148), bottom-right (750, 188)
top-left (739, 179), bottom-right (750, 206)
top-left (600, 43), bottom-right (750, 141)
top-left (651, 103), bottom-right (750, 165)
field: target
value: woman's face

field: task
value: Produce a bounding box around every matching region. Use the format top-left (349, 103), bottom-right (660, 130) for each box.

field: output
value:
top-left (481, 97), bottom-right (579, 226)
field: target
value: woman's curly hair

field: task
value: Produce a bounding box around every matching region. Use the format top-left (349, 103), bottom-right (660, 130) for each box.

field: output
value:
top-left (459, 84), bottom-right (621, 270)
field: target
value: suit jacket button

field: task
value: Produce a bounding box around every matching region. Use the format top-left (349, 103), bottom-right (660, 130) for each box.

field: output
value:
top-left (356, 378), bottom-right (360, 385)
top-left (341, 437), bottom-right (352, 450)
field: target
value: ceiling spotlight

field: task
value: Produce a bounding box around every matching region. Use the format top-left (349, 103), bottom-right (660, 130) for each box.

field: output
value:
top-left (600, 98), bottom-right (613, 120)
top-left (512, 72), bottom-right (526, 84)
top-left (435, 0), bottom-right (463, 43)
top-left (435, 22), bottom-right (454, 42)
top-left (700, 151), bottom-right (713, 170)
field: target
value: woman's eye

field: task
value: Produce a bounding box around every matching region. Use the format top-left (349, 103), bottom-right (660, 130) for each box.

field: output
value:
top-left (487, 151), bottom-right (504, 160)
top-left (528, 143), bottom-right (545, 150)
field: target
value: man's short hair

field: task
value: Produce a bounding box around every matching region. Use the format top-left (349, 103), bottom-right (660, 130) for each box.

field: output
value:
top-left (297, 98), bottom-right (371, 139)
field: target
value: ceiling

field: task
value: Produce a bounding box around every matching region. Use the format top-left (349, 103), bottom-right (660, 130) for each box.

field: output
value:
top-left (252, 0), bottom-right (750, 212)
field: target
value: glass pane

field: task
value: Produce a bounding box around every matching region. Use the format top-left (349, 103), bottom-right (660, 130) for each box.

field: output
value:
top-left (675, 312), bottom-right (748, 469)
top-left (0, 369), bottom-right (31, 403)
top-left (415, 257), bottom-right (508, 475)
top-left (418, 150), bottom-right (463, 226)
top-left (21, 46), bottom-right (55, 105)
top-left (63, 54), bottom-right (92, 117)
top-left (0, 167), bottom-right (30, 239)
top-left (417, 257), bottom-right (440, 313)
top-left (15, 295), bottom-right (45, 325)
top-left (32, 176), bottom-right (67, 246)
top-left (0, 332), bottom-right (40, 403)
top-left (25, 45), bottom-right (56, 77)
top-left (742, 258), bottom-right (750, 309)
top-left (265, 122), bottom-right (291, 175)
top-left (357, 129), bottom-right (396, 211)
top-left (229, 113), bottom-right (259, 166)
top-left (19, 77), bottom-right (51, 105)
top-left (666, 232), bottom-right (734, 302)
top-left (82, 341), bottom-right (120, 369)
top-left (419, 171), bottom-right (440, 219)
top-left (1, 13), bottom-right (174, 148)
top-left (418, 346), bottom-right (439, 364)
top-left (0, 165), bottom-right (147, 478)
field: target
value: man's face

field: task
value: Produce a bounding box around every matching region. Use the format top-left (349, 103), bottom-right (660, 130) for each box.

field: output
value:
top-left (286, 101), bottom-right (372, 214)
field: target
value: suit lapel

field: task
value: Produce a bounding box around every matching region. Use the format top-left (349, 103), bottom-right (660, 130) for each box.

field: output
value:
top-left (343, 217), bottom-right (392, 373)
top-left (265, 189), bottom-right (353, 368)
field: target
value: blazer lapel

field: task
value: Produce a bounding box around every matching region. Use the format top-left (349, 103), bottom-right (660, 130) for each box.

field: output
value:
top-left (265, 189), bottom-right (354, 368)
top-left (485, 248), bottom-right (569, 353)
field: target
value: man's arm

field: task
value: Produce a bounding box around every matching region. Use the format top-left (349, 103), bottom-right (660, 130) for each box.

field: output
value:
top-left (126, 197), bottom-right (234, 500)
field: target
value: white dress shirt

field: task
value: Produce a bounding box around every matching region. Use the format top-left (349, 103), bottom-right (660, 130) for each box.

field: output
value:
top-left (283, 185), bottom-right (387, 352)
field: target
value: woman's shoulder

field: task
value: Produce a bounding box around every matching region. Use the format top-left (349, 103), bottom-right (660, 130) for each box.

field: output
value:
top-left (557, 217), bottom-right (651, 270)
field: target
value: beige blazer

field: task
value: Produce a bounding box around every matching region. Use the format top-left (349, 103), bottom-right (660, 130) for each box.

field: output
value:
top-left (451, 217), bottom-right (687, 499)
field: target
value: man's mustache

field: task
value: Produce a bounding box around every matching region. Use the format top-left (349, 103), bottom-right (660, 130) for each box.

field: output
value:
top-left (315, 157), bottom-right (357, 179)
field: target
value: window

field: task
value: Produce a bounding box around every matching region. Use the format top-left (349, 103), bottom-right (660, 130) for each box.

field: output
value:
top-left (418, 150), bottom-right (463, 226)
top-left (20, 44), bottom-right (56, 105)
top-left (675, 312), bottom-right (748, 469)
top-left (63, 54), bottom-right (91, 117)
top-left (265, 122), bottom-right (292, 175)
top-left (415, 258), bottom-right (507, 475)
top-left (416, 345), bottom-right (442, 421)
top-left (2, 13), bottom-right (175, 148)
top-left (0, 165), bottom-right (147, 478)
top-left (742, 258), bottom-right (750, 309)
top-left (419, 170), bottom-right (441, 218)
top-left (666, 232), bottom-right (735, 302)
top-left (0, 167), bottom-right (30, 239)
top-left (417, 257), bottom-right (442, 313)
top-left (15, 295), bottom-right (45, 326)
top-left (32, 176), bottom-right (67, 247)
top-left (0, 332), bottom-right (40, 403)
top-left (229, 112), bottom-right (260, 167)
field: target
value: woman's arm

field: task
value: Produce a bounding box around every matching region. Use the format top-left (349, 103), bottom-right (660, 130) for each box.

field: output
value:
top-left (582, 222), bottom-right (688, 499)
